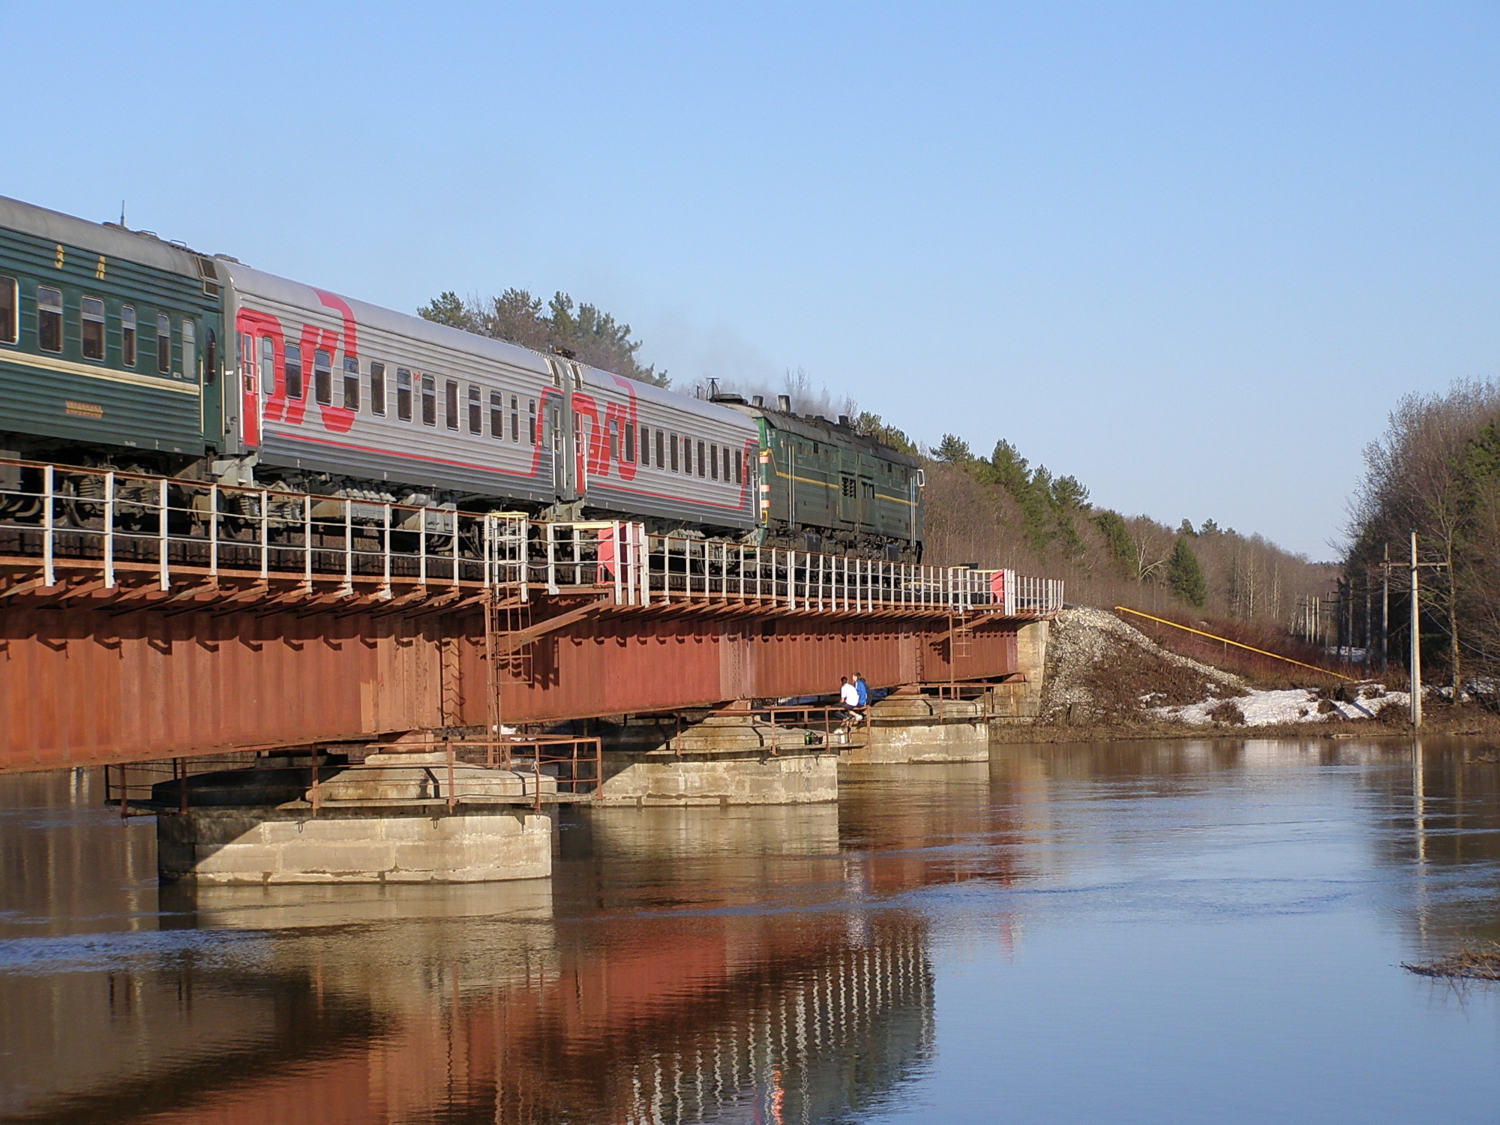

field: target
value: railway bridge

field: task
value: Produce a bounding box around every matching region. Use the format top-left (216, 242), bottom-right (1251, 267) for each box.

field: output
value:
top-left (1, 460), bottom-right (1062, 881)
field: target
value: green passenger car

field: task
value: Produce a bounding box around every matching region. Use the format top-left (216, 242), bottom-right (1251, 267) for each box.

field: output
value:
top-left (0, 197), bottom-right (224, 468)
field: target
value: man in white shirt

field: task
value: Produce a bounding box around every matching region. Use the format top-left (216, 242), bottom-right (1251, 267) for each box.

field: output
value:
top-left (838, 675), bottom-right (864, 727)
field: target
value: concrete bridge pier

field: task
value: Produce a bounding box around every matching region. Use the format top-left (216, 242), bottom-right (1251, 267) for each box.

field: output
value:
top-left (152, 751), bottom-right (554, 886)
top-left (843, 694), bottom-right (991, 764)
top-left (593, 712), bottom-right (840, 806)
top-left (986, 619), bottom-right (1051, 723)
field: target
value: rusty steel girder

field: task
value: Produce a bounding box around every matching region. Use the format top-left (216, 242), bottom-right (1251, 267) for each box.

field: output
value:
top-left (0, 583), bottom-right (1022, 772)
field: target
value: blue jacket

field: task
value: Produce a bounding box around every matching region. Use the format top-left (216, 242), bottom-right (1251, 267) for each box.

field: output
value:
top-left (855, 679), bottom-right (868, 706)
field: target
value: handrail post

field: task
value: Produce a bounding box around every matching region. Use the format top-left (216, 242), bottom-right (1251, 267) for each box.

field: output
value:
top-left (302, 494), bottom-right (313, 592)
top-left (451, 510), bottom-right (460, 588)
top-left (381, 503), bottom-right (392, 595)
top-left (613, 521), bottom-right (624, 603)
top-left (259, 490), bottom-right (269, 580)
top-left (209, 483), bottom-right (219, 579)
top-left (158, 477), bottom-right (170, 590)
top-left (638, 524), bottom-right (650, 606)
top-left (546, 522), bottom-right (557, 594)
top-left (446, 741), bottom-right (456, 813)
top-left (419, 506), bottom-right (428, 587)
top-left (342, 498), bottom-right (353, 595)
top-left (42, 464), bottom-right (55, 587)
top-left (102, 470), bottom-right (115, 589)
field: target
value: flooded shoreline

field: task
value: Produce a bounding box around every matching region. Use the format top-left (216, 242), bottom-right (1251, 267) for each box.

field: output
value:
top-left (5, 739), bottom-right (1500, 1123)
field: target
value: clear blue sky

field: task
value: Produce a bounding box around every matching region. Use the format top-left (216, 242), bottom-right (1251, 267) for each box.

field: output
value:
top-left (4, 2), bottom-right (1497, 558)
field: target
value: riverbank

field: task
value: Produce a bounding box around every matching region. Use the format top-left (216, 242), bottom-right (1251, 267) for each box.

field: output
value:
top-left (1012, 605), bottom-right (1499, 744)
top-left (993, 706), bottom-right (1500, 744)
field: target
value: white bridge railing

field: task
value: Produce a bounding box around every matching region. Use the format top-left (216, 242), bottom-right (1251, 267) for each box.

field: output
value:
top-left (0, 459), bottom-right (1064, 617)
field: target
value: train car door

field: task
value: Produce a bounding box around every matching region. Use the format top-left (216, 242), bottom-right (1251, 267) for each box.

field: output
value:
top-left (194, 316), bottom-right (224, 451)
top-left (547, 398), bottom-right (567, 498)
top-left (837, 448), bottom-right (858, 526)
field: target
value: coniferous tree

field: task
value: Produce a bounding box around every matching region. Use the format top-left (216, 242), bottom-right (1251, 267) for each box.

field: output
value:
top-left (1167, 537), bottom-right (1207, 607)
top-left (419, 288), bottom-right (668, 386)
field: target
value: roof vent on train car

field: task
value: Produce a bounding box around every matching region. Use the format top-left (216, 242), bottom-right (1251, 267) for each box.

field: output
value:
top-left (838, 415), bottom-right (850, 427)
top-left (195, 256), bottom-right (221, 298)
top-left (752, 395), bottom-right (764, 407)
top-left (777, 395), bottom-right (791, 412)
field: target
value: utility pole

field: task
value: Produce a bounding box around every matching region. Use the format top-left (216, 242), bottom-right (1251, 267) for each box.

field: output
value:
top-left (1403, 532), bottom-right (1448, 728)
top-left (1381, 543), bottom-right (1389, 674)
top-left (1410, 531), bottom-right (1422, 728)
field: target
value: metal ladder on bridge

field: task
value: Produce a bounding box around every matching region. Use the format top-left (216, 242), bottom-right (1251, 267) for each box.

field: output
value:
top-left (950, 610), bottom-right (974, 660)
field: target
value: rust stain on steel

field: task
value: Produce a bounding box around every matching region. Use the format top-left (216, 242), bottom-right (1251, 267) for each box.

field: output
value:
top-left (1, 598), bottom-right (1022, 772)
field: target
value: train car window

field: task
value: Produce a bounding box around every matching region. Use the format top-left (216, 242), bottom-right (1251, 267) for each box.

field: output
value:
top-left (342, 357), bottom-right (358, 410)
top-left (370, 362), bottom-right (386, 416)
top-left (204, 330), bottom-right (217, 385)
top-left (709, 444), bottom-right (718, 480)
top-left (608, 418), bottom-right (619, 461)
top-left (490, 391), bottom-right (503, 438)
top-left (313, 348), bottom-right (332, 404)
top-left (510, 395), bottom-right (519, 442)
top-left (467, 384), bottom-right (481, 434)
top-left (80, 297), bottom-right (105, 360)
top-left (697, 441), bottom-right (706, 478)
top-left (36, 287), bottom-right (63, 353)
top-left (734, 449), bottom-right (742, 484)
top-left (284, 342), bottom-right (303, 398)
top-left (444, 380), bottom-right (458, 429)
top-left (722, 446), bottom-right (731, 483)
top-left (639, 426), bottom-right (649, 467)
top-left (624, 422), bottom-right (635, 464)
top-left (680, 436), bottom-right (688, 474)
top-left (396, 368), bottom-right (412, 420)
top-left (120, 306), bottom-right (135, 365)
top-left (0, 276), bottom-right (15, 345)
top-left (421, 375), bottom-right (436, 426)
top-left (655, 429), bottom-right (664, 468)
top-left (548, 359), bottom-right (561, 388)
top-left (156, 313), bottom-right (171, 372)
top-left (182, 321), bottom-right (196, 383)
top-left (528, 399), bottom-right (537, 444)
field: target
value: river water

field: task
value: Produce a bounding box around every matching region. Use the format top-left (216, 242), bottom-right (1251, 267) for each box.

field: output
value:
top-left (3, 738), bottom-right (1500, 1124)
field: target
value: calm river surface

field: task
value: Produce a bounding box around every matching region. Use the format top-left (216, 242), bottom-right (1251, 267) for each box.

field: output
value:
top-left (4, 738), bottom-right (1500, 1123)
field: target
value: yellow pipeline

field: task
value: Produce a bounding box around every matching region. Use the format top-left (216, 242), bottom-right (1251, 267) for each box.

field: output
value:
top-left (1112, 606), bottom-right (1359, 682)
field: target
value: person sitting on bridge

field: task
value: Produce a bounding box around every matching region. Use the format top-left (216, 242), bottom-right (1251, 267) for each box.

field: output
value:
top-left (840, 674), bottom-right (867, 729)
top-left (855, 673), bottom-right (869, 711)
top-left (838, 676), bottom-right (862, 727)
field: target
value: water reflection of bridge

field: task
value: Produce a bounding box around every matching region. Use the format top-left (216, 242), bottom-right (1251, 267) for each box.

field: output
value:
top-left (3, 778), bottom-right (956, 1125)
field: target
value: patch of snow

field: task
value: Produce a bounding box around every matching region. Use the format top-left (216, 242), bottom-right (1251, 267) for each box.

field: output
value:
top-left (1155, 684), bottom-right (1410, 726)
